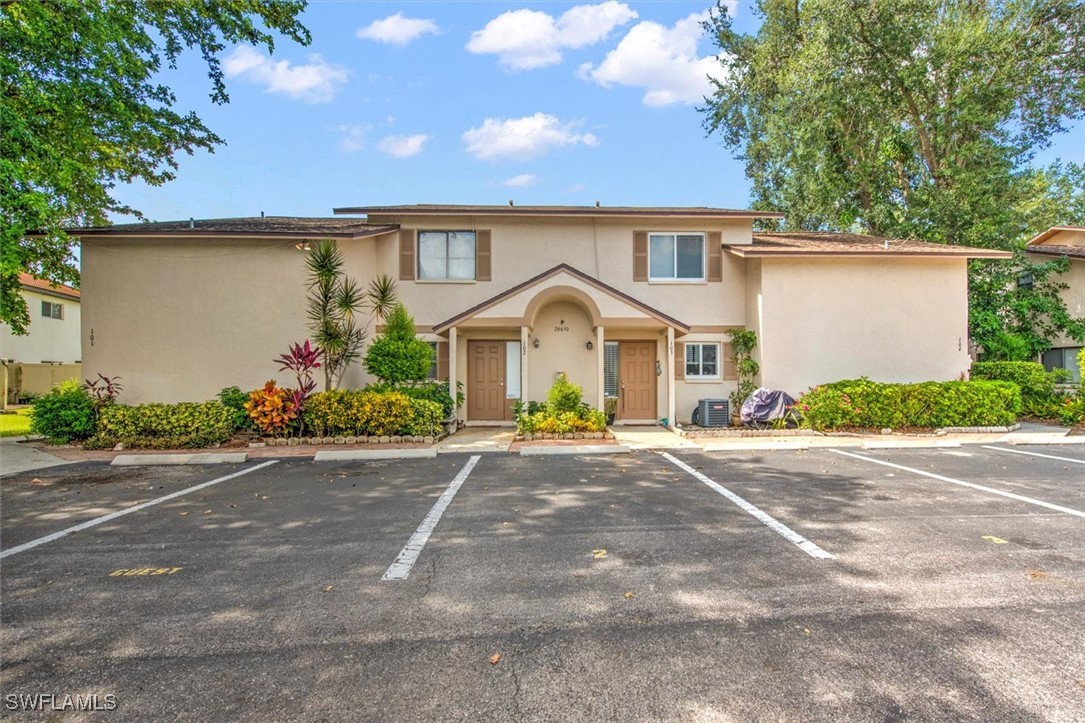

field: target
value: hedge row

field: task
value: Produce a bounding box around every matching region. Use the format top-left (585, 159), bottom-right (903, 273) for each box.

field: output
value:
top-left (85, 401), bottom-right (235, 449)
top-left (303, 390), bottom-right (443, 438)
top-left (797, 378), bottom-right (1021, 430)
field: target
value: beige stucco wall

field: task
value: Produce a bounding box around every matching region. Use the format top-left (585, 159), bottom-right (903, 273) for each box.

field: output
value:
top-left (1026, 240), bottom-right (1085, 349)
top-left (369, 215), bottom-right (751, 330)
top-left (527, 301), bottom-right (598, 403)
top-left (756, 257), bottom-right (971, 394)
top-left (0, 289), bottom-right (82, 364)
top-left (81, 237), bottom-right (379, 403)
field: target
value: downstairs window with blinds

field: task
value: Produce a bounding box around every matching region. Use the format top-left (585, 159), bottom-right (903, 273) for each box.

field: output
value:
top-left (604, 342), bottom-right (620, 397)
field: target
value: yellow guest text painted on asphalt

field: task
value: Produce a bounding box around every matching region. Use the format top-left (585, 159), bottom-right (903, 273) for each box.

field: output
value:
top-left (109, 567), bottom-right (182, 577)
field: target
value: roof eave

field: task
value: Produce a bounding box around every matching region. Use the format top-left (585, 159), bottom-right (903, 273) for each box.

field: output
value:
top-left (20, 284), bottom-right (80, 301)
top-left (69, 225), bottom-right (400, 240)
top-left (727, 247), bottom-right (1012, 259)
top-left (335, 207), bottom-right (785, 220)
top-left (1025, 226), bottom-right (1085, 247)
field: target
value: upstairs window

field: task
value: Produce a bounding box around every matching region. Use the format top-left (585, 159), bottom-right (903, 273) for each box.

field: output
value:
top-left (649, 233), bottom-right (704, 280)
top-left (418, 231), bottom-right (476, 280)
top-left (41, 301), bottom-right (63, 320)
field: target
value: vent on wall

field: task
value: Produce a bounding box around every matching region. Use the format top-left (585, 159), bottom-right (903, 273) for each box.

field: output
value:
top-left (696, 398), bottom-right (730, 427)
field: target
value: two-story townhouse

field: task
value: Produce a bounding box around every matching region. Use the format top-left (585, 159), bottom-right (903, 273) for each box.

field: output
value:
top-left (1025, 226), bottom-right (1085, 382)
top-left (76, 205), bottom-right (1009, 425)
top-left (1, 274), bottom-right (82, 403)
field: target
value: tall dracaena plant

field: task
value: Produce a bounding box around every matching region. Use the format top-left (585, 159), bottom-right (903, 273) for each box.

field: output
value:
top-left (305, 239), bottom-right (398, 389)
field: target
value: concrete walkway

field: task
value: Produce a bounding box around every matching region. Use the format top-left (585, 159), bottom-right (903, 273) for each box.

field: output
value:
top-left (435, 427), bottom-right (514, 454)
top-left (0, 437), bottom-right (76, 476)
top-left (609, 425), bottom-right (700, 450)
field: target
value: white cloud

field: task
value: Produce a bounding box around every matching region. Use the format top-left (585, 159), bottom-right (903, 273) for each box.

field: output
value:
top-left (503, 173), bottom-right (538, 187)
top-left (378, 134), bottom-right (430, 158)
top-left (223, 45), bottom-right (348, 103)
top-left (566, 183), bottom-right (586, 194)
top-left (462, 113), bottom-right (599, 161)
top-left (357, 13), bottom-right (439, 46)
top-left (337, 124), bottom-right (365, 152)
top-left (578, 11), bottom-right (727, 106)
top-left (467, 1), bottom-right (637, 70)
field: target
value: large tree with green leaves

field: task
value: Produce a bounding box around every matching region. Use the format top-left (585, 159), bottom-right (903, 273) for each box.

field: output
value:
top-left (702, 0), bottom-right (1085, 358)
top-left (1, 0), bottom-right (310, 334)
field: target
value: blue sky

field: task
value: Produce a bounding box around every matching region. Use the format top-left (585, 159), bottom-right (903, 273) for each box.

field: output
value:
top-left (114, 1), bottom-right (1083, 223)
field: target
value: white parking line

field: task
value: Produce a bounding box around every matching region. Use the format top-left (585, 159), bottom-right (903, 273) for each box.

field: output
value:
top-left (661, 452), bottom-right (834, 560)
top-left (0, 460), bottom-right (279, 559)
top-left (831, 449), bottom-right (1085, 519)
top-left (383, 455), bottom-right (481, 581)
top-left (980, 445), bottom-right (1085, 465)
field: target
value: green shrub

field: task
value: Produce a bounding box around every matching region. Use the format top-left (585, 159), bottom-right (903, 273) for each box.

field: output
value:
top-left (87, 401), bottom-right (234, 449)
top-left (29, 379), bottom-right (97, 442)
top-left (364, 304), bottom-right (434, 384)
top-left (367, 380), bottom-right (455, 419)
top-left (546, 374), bottom-right (583, 413)
top-left (1060, 395), bottom-right (1085, 426)
top-left (217, 386), bottom-right (254, 432)
top-left (515, 378), bottom-right (606, 435)
top-left (303, 389), bottom-right (442, 437)
top-left (401, 398), bottom-right (444, 436)
top-left (971, 361), bottom-right (1055, 397)
top-left (796, 378), bottom-right (1021, 430)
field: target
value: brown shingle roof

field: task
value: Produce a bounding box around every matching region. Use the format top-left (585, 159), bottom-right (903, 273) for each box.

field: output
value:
top-left (70, 216), bottom-right (399, 239)
top-left (728, 232), bottom-right (1012, 259)
top-left (334, 204), bottom-right (785, 219)
top-left (19, 273), bottom-right (80, 300)
top-left (1026, 244), bottom-right (1085, 259)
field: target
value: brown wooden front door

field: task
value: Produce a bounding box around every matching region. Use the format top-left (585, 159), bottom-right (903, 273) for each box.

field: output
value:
top-left (468, 341), bottom-right (506, 421)
top-left (618, 341), bottom-right (656, 421)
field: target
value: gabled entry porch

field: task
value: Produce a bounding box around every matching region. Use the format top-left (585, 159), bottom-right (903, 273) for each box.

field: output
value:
top-left (433, 265), bottom-right (690, 427)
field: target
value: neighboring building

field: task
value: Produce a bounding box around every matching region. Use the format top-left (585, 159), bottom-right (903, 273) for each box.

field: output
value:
top-left (76, 206), bottom-right (1009, 425)
top-left (1025, 226), bottom-right (1085, 383)
top-left (0, 274), bottom-right (82, 403)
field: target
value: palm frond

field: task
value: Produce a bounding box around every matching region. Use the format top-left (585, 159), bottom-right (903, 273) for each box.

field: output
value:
top-left (366, 274), bottom-right (399, 321)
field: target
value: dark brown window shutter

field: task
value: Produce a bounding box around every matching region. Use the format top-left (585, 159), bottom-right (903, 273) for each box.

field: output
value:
top-left (707, 231), bottom-right (723, 282)
top-left (674, 341), bottom-right (685, 380)
top-left (399, 230), bottom-right (417, 280)
top-left (437, 341), bottom-right (449, 380)
top-left (633, 231), bottom-right (648, 281)
top-left (723, 342), bottom-right (737, 380)
top-left (476, 230), bottom-right (492, 281)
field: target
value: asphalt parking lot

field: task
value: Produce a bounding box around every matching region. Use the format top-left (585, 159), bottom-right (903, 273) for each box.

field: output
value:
top-left (2, 445), bottom-right (1084, 721)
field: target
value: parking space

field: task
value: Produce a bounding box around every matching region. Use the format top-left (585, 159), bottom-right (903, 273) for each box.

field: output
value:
top-left (1, 446), bottom-right (1083, 720)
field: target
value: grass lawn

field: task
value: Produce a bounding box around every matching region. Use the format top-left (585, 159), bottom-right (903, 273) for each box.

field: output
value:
top-left (0, 407), bottom-right (33, 437)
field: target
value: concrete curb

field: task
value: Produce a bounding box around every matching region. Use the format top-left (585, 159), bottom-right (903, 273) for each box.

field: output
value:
top-left (314, 448), bottom-right (438, 461)
top-left (862, 440), bottom-right (962, 450)
top-left (518, 445), bottom-right (630, 456)
top-left (435, 446), bottom-right (510, 455)
top-left (111, 453), bottom-right (248, 466)
top-left (1003, 434), bottom-right (1085, 446)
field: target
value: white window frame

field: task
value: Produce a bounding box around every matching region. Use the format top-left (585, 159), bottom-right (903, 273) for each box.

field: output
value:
top-left (417, 230), bottom-right (476, 281)
top-left (41, 300), bottom-right (63, 320)
top-left (685, 342), bottom-right (721, 380)
top-left (648, 231), bottom-right (705, 283)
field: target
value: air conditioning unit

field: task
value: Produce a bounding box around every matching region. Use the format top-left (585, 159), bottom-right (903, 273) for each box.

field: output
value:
top-left (697, 398), bottom-right (730, 427)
